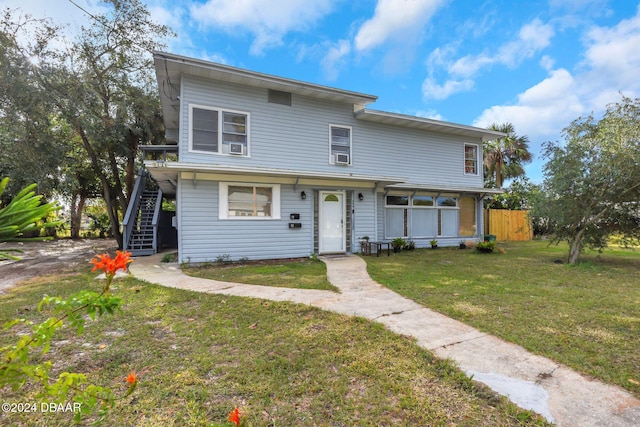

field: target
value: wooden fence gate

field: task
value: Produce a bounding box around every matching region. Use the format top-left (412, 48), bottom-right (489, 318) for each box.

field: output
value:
top-left (484, 209), bottom-right (533, 241)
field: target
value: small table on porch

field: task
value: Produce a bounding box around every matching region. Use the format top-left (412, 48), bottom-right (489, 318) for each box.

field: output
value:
top-left (361, 241), bottom-right (390, 257)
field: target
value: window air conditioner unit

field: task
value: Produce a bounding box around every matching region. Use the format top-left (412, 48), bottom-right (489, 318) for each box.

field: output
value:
top-left (229, 143), bottom-right (245, 155)
top-left (335, 153), bottom-right (350, 164)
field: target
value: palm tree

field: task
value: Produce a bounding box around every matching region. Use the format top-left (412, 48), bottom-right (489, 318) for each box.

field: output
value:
top-left (484, 122), bottom-right (532, 188)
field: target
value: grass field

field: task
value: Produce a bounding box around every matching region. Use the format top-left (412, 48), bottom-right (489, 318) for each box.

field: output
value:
top-left (364, 240), bottom-right (640, 398)
top-left (0, 269), bottom-right (547, 426)
top-left (184, 257), bottom-right (338, 292)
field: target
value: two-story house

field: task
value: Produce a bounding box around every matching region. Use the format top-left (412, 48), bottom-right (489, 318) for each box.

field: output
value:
top-left (125, 51), bottom-right (503, 262)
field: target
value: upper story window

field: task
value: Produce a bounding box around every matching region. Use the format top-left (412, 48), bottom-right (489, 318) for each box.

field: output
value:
top-left (190, 105), bottom-right (249, 156)
top-left (464, 144), bottom-right (479, 175)
top-left (329, 125), bottom-right (352, 165)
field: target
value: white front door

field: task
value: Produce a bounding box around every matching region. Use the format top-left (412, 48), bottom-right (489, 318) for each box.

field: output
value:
top-left (319, 191), bottom-right (345, 254)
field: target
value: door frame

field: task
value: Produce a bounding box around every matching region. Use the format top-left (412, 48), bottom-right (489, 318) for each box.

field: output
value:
top-left (318, 190), bottom-right (346, 254)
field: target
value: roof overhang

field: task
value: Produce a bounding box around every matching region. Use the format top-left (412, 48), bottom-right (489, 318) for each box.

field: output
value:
top-left (355, 109), bottom-right (506, 142)
top-left (154, 51), bottom-right (378, 132)
top-left (145, 161), bottom-right (406, 197)
top-left (386, 183), bottom-right (504, 197)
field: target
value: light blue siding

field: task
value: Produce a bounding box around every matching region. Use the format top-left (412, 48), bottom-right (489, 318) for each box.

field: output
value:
top-left (178, 178), bottom-right (315, 263)
top-left (172, 73), bottom-right (488, 261)
top-left (178, 76), bottom-right (483, 188)
top-left (352, 194), bottom-right (376, 252)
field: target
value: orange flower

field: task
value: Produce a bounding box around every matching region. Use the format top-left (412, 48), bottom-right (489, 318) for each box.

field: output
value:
top-left (91, 251), bottom-right (132, 276)
top-left (227, 406), bottom-right (242, 426)
top-left (126, 371), bottom-right (137, 385)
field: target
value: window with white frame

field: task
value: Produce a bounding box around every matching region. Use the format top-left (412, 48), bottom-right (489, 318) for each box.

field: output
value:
top-left (190, 105), bottom-right (249, 156)
top-left (464, 144), bottom-right (479, 175)
top-left (437, 196), bottom-right (458, 236)
top-left (330, 125), bottom-right (352, 165)
top-left (384, 193), bottom-right (460, 239)
top-left (219, 183), bottom-right (280, 219)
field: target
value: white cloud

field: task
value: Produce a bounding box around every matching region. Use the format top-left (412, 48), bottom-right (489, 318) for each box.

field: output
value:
top-left (473, 69), bottom-right (582, 139)
top-left (189, 0), bottom-right (335, 55)
top-left (449, 18), bottom-right (554, 77)
top-left (448, 54), bottom-right (492, 78)
top-left (424, 18), bottom-right (554, 101)
top-left (422, 77), bottom-right (474, 100)
top-left (472, 68), bottom-right (583, 182)
top-left (496, 19), bottom-right (555, 67)
top-left (540, 55), bottom-right (555, 71)
top-left (471, 6), bottom-right (640, 183)
top-left (415, 109), bottom-right (444, 121)
top-left (473, 6), bottom-right (640, 143)
top-left (578, 7), bottom-right (640, 108)
top-left (354, 0), bottom-right (445, 51)
top-left (320, 39), bottom-right (351, 81)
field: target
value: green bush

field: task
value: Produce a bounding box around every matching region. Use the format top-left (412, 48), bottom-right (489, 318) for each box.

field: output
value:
top-left (476, 240), bottom-right (496, 253)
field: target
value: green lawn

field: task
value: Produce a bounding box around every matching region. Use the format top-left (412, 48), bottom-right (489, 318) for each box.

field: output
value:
top-left (364, 240), bottom-right (640, 398)
top-left (184, 258), bottom-right (339, 292)
top-left (0, 271), bottom-right (546, 426)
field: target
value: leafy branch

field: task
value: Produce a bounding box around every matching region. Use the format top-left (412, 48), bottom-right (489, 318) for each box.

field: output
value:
top-left (0, 177), bottom-right (61, 260)
top-left (0, 251), bottom-right (136, 423)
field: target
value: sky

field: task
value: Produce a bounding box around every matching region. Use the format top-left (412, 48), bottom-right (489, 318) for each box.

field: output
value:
top-left (6, 0), bottom-right (640, 183)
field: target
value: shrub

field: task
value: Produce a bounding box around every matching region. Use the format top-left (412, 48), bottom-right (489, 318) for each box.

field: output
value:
top-left (391, 238), bottom-right (407, 252)
top-left (0, 177), bottom-right (60, 260)
top-left (476, 240), bottom-right (496, 253)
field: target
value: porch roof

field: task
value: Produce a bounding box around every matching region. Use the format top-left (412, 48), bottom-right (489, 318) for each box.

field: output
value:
top-left (145, 161), bottom-right (406, 197)
top-left (386, 183), bottom-right (504, 196)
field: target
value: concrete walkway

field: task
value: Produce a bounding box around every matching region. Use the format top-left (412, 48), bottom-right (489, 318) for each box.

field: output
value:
top-left (130, 254), bottom-right (640, 427)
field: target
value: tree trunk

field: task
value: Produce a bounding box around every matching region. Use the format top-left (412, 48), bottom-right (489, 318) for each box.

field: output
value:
top-left (568, 229), bottom-right (585, 265)
top-left (69, 192), bottom-right (87, 239)
top-left (109, 151), bottom-right (128, 215)
top-left (76, 125), bottom-right (124, 248)
top-left (103, 193), bottom-right (123, 248)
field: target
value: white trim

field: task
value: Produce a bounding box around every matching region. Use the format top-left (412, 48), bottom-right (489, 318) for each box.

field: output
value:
top-left (329, 124), bottom-right (353, 166)
top-left (145, 161), bottom-right (404, 185)
top-left (219, 182), bottom-right (281, 220)
top-left (464, 143), bottom-right (480, 176)
top-left (319, 190), bottom-right (346, 254)
top-left (354, 109), bottom-right (506, 142)
top-left (177, 175), bottom-right (184, 263)
top-left (188, 104), bottom-right (251, 157)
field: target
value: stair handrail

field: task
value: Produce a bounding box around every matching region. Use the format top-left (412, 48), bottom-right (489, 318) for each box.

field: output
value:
top-left (150, 188), bottom-right (163, 254)
top-left (123, 172), bottom-right (146, 252)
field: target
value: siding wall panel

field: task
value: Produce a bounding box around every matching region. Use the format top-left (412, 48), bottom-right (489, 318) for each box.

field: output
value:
top-left (178, 178), bottom-right (315, 262)
top-left (179, 76), bottom-right (484, 188)
top-left (173, 73), bottom-right (490, 260)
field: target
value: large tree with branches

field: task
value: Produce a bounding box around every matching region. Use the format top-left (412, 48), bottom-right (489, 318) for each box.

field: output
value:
top-left (1, 1), bottom-right (171, 246)
top-left (532, 96), bottom-right (640, 264)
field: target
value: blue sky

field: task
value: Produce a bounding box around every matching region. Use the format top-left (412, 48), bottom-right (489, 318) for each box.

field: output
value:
top-left (13, 0), bottom-right (640, 183)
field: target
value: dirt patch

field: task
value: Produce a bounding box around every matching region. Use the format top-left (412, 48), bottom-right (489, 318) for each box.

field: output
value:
top-left (0, 239), bottom-right (118, 293)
